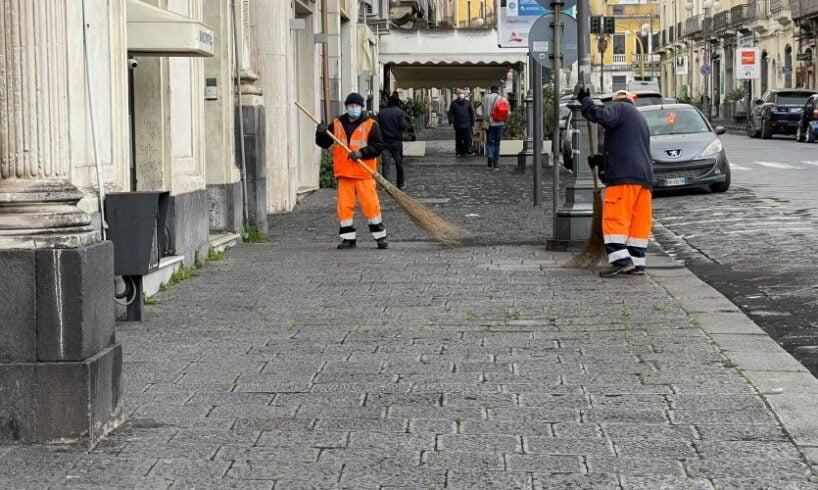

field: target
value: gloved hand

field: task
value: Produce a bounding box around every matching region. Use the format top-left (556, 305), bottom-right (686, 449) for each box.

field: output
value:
top-left (348, 150), bottom-right (363, 161)
top-left (316, 122), bottom-right (329, 134)
top-left (577, 88), bottom-right (591, 102)
top-left (587, 155), bottom-right (604, 170)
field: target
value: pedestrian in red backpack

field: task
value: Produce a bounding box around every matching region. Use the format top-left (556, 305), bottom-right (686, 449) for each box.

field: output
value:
top-left (482, 86), bottom-right (509, 170)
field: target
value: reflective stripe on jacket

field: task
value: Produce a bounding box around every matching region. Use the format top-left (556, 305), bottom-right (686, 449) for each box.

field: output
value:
top-left (333, 118), bottom-right (377, 179)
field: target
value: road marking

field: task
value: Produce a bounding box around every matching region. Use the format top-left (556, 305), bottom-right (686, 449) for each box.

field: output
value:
top-left (726, 227), bottom-right (813, 234)
top-left (800, 160), bottom-right (818, 166)
top-left (730, 164), bottom-right (751, 170)
top-left (753, 161), bottom-right (799, 169)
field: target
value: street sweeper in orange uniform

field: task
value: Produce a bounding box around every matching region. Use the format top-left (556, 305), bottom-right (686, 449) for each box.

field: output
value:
top-left (315, 92), bottom-right (388, 250)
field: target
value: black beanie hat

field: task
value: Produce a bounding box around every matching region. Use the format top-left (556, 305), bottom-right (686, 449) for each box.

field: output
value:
top-left (344, 92), bottom-right (365, 106)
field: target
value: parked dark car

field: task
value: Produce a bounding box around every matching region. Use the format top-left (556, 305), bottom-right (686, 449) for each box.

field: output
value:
top-left (639, 104), bottom-right (731, 193)
top-left (795, 93), bottom-right (818, 143)
top-left (746, 89), bottom-right (815, 139)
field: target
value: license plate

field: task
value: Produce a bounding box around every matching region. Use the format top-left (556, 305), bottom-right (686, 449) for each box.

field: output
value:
top-left (663, 177), bottom-right (687, 186)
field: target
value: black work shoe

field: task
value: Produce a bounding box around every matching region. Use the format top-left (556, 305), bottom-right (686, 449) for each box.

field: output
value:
top-left (627, 266), bottom-right (646, 276)
top-left (487, 158), bottom-right (493, 168)
top-left (337, 239), bottom-right (357, 249)
top-left (599, 264), bottom-right (635, 278)
top-left (376, 238), bottom-right (389, 249)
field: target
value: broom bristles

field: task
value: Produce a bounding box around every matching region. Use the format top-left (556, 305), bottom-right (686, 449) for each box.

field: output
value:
top-left (564, 187), bottom-right (607, 268)
top-left (372, 172), bottom-right (464, 247)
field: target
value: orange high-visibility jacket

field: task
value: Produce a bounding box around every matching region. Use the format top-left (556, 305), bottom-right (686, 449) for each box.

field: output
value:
top-left (332, 118), bottom-right (377, 179)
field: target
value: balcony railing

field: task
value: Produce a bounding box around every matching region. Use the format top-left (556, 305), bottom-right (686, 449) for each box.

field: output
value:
top-left (771, 0), bottom-right (790, 12)
top-left (730, 4), bottom-right (751, 26)
top-left (633, 53), bottom-right (662, 64)
top-left (713, 10), bottom-right (730, 31)
top-left (792, 0), bottom-right (818, 19)
top-left (684, 14), bottom-right (703, 37)
top-left (613, 54), bottom-right (628, 64)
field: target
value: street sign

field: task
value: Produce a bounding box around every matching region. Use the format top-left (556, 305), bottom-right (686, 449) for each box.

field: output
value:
top-left (498, 0), bottom-right (547, 48)
top-left (700, 64), bottom-right (712, 76)
top-left (675, 56), bottom-right (688, 76)
top-left (527, 13), bottom-right (579, 67)
top-left (783, 65), bottom-right (793, 75)
top-left (737, 47), bottom-right (760, 80)
top-left (535, 0), bottom-right (577, 11)
top-left (797, 52), bottom-right (812, 61)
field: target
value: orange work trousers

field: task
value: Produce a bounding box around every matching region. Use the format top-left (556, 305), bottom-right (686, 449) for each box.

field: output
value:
top-left (601, 184), bottom-right (652, 267)
top-left (337, 177), bottom-right (386, 241)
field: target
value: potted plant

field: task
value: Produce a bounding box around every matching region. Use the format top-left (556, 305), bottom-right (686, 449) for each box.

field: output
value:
top-left (726, 88), bottom-right (747, 121)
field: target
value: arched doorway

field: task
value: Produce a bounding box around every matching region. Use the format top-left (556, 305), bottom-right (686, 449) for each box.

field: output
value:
top-left (785, 45), bottom-right (793, 88)
top-left (761, 50), bottom-right (769, 94)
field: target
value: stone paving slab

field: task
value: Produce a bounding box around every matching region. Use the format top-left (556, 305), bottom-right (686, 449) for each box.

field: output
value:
top-left (4, 147), bottom-right (818, 489)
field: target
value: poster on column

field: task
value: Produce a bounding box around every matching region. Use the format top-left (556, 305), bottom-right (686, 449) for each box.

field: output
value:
top-left (498, 0), bottom-right (548, 48)
top-left (737, 47), bottom-right (760, 79)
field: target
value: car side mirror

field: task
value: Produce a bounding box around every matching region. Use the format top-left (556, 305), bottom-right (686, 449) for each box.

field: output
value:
top-left (754, 99), bottom-right (764, 106)
top-left (715, 126), bottom-right (726, 135)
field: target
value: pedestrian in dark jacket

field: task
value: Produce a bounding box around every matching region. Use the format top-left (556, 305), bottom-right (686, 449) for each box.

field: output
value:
top-left (579, 89), bottom-right (654, 278)
top-left (448, 90), bottom-right (475, 157)
top-left (377, 94), bottom-right (408, 188)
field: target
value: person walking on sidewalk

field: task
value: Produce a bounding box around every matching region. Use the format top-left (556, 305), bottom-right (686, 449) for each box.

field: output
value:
top-left (578, 89), bottom-right (654, 277)
top-left (316, 92), bottom-right (388, 250)
top-left (481, 86), bottom-right (506, 169)
top-left (377, 94), bottom-right (408, 189)
top-left (448, 89), bottom-right (475, 157)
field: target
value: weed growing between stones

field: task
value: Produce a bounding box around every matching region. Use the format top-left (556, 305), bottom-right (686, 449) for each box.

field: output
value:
top-left (142, 292), bottom-right (158, 305)
top-left (243, 222), bottom-right (268, 243)
top-left (207, 247), bottom-right (225, 261)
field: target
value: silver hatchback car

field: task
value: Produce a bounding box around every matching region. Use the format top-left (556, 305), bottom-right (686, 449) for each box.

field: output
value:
top-left (638, 104), bottom-right (731, 193)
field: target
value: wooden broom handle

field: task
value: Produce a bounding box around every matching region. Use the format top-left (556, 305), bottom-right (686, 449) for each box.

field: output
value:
top-left (294, 101), bottom-right (376, 177)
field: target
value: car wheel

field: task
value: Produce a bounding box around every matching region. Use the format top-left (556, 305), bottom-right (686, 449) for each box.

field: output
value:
top-left (746, 118), bottom-right (759, 138)
top-left (710, 164), bottom-right (731, 193)
top-left (808, 129), bottom-right (816, 143)
top-left (760, 118), bottom-right (772, 139)
top-left (796, 125), bottom-right (805, 142)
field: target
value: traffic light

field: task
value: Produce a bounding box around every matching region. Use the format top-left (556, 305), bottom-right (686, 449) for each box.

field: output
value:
top-left (603, 16), bottom-right (616, 34)
top-left (591, 16), bottom-right (602, 34)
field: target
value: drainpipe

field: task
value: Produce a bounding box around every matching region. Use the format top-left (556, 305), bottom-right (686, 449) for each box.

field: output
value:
top-left (321, 0), bottom-right (332, 122)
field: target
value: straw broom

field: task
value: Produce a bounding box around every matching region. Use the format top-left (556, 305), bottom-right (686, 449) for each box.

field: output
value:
top-left (295, 102), bottom-right (464, 247)
top-left (564, 74), bottom-right (607, 268)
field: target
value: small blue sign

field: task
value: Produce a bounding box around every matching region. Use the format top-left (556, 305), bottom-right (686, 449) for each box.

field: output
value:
top-left (700, 64), bottom-right (712, 75)
top-left (783, 65), bottom-right (793, 75)
top-left (519, 1), bottom-right (548, 16)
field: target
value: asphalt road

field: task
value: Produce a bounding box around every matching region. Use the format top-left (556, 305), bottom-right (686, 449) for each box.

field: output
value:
top-left (651, 132), bottom-right (818, 376)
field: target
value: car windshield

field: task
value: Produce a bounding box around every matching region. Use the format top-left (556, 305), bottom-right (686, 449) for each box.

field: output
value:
top-left (643, 108), bottom-right (710, 136)
top-left (559, 105), bottom-right (571, 118)
top-left (776, 93), bottom-right (812, 105)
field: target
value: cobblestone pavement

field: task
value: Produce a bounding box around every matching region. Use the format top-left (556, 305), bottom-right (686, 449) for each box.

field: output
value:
top-left (3, 136), bottom-right (818, 489)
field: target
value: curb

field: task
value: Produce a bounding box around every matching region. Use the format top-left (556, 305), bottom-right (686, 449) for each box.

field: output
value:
top-left (646, 252), bottom-right (818, 468)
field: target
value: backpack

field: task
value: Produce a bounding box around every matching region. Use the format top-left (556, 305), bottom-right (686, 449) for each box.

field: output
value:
top-left (490, 96), bottom-right (510, 122)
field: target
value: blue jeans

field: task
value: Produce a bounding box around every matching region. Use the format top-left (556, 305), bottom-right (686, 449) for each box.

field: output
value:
top-left (485, 125), bottom-right (503, 167)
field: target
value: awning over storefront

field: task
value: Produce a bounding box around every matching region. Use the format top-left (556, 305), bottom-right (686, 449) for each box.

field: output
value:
top-left (126, 0), bottom-right (214, 57)
top-left (389, 63), bottom-right (516, 89)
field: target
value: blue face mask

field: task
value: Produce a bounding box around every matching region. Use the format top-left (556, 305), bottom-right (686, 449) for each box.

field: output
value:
top-left (347, 107), bottom-right (362, 119)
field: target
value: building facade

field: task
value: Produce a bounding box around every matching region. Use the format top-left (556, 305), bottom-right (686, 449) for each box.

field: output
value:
top-left (591, 0), bottom-right (661, 94)
top-left (657, 0), bottom-right (801, 119)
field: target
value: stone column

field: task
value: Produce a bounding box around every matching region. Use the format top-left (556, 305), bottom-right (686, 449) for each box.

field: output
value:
top-left (0, 0), bottom-right (122, 445)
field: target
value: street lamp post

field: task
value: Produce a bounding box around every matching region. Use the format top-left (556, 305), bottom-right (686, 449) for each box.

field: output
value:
top-left (598, 36), bottom-right (608, 92)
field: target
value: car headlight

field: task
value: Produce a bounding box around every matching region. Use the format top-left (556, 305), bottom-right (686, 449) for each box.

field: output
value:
top-left (699, 138), bottom-right (723, 157)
